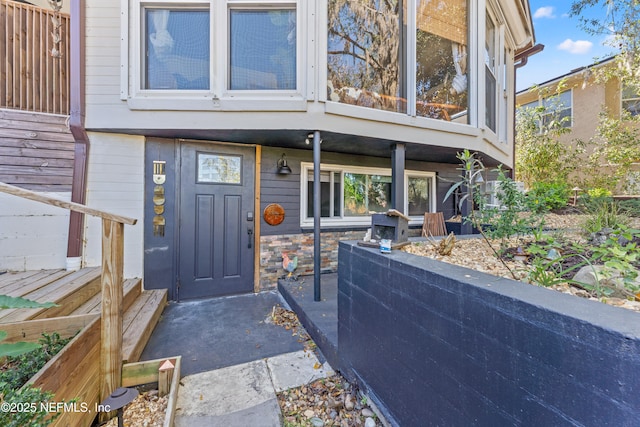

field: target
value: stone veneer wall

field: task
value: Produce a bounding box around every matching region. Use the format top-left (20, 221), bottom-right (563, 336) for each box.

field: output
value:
top-left (259, 230), bottom-right (364, 290)
top-left (259, 228), bottom-right (421, 290)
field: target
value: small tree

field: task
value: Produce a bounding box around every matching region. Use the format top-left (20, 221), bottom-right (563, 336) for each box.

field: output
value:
top-left (515, 85), bottom-right (579, 188)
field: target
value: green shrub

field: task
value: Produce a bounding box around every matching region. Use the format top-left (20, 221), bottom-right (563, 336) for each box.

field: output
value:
top-left (526, 182), bottom-right (570, 213)
top-left (581, 200), bottom-right (630, 234)
top-left (617, 199), bottom-right (640, 217)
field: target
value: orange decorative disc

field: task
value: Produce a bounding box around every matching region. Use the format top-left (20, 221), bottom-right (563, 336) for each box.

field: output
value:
top-left (263, 203), bottom-right (285, 226)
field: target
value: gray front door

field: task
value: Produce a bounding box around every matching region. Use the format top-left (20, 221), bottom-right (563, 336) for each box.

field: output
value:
top-left (178, 142), bottom-right (255, 299)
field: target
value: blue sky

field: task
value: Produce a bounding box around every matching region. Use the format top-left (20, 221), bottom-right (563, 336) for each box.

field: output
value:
top-left (516, 1), bottom-right (616, 92)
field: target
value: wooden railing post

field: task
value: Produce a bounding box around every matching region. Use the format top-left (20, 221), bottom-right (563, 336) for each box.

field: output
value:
top-left (100, 218), bottom-right (125, 420)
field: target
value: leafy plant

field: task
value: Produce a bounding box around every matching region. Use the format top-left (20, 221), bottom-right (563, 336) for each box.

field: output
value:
top-left (0, 332), bottom-right (71, 427)
top-left (526, 182), bottom-right (570, 213)
top-left (444, 150), bottom-right (518, 279)
top-left (476, 167), bottom-right (545, 252)
top-left (581, 199), bottom-right (630, 235)
top-left (0, 384), bottom-right (58, 427)
top-left (0, 333), bottom-right (73, 391)
top-left (0, 296), bottom-right (57, 358)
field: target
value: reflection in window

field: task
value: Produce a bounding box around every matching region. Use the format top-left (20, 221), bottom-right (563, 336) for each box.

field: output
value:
top-left (485, 14), bottom-right (497, 131)
top-left (407, 176), bottom-right (432, 216)
top-left (229, 9), bottom-right (296, 90)
top-left (542, 90), bottom-right (572, 128)
top-left (145, 9), bottom-right (210, 90)
top-left (307, 171), bottom-right (341, 218)
top-left (327, 0), bottom-right (470, 122)
top-left (327, 0), bottom-right (406, 114)
top-left (197, 154), bottom-right (241, 184)
top-left (622, 84), bottom-right (640, 117)
top-left (344, 174), bottom-right (391, 216)
top-left (416, 0), bottom-right (469, 122)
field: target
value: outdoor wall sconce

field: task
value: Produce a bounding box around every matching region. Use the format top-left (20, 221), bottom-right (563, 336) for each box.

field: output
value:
top-left (277, 153), bottom-right (292, 175)
top-left (99, 387), bottom-right (139, 427)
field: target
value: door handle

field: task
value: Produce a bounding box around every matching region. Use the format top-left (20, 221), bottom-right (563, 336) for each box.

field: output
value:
top-left (247, 228), bottom-right (253, 248)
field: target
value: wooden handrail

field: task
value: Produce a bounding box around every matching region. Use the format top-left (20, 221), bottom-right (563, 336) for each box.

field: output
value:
top-left (1, 180), bottom-right (137, 417)
top-left (0, 182), bottom-right (137, 225)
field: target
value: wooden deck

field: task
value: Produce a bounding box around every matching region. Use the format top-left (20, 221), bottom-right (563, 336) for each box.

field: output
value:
top-left (0, 268), bottom-right (166, 363)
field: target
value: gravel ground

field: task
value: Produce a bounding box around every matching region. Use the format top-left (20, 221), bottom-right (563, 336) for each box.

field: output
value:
top-left (405, 213), bottom-right (640, 314)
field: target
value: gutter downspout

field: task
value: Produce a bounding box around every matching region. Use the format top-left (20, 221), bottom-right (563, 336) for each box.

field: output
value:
top-left (66, 0), bottom-right (88, 269)
top-left (512, 43), bottom-right (544, 179)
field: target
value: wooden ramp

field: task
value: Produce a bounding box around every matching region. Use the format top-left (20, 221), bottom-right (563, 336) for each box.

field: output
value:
top-left (0, 268), bottom-right (166, 363)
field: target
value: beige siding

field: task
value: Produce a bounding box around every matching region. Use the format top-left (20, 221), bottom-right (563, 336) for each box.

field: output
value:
top-left (83, 132), bottom-right (144, 278)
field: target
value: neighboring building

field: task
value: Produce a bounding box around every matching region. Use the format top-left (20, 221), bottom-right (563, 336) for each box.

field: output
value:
top-left (516, 57), bottom-right (640, 191)
top-left (2, 0), bottom-right (537, 300)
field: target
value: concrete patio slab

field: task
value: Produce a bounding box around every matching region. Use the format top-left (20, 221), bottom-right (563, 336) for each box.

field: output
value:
top-left (174, 350), bottom-right (335, 427)
top-left (266, 350), bottom-right (335, 393)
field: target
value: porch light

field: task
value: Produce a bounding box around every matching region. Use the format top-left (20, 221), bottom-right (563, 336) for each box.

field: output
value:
top-left (277, 153), bottom-right (292, 175)
top-left (99, 387), bottom-right (139, 427)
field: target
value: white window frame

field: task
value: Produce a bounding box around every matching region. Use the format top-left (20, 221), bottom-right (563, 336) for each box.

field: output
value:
top-left (300, 162), bottom-right (436, 228)
top-left (125, 0), bottom-right (307, 111)
top-left (324, 0), bottom-right (478, 133)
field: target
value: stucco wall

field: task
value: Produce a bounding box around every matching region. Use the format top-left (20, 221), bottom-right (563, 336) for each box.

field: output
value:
top-left (83, 132), bottom-right (144, 279)
top-left (0, 192), bottom-right (70, 271)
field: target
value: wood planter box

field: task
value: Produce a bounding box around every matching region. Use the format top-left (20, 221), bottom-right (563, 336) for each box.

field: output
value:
top-left (4, 315), bottom-right (181, 427)
top-left (6, 313), bottom-right (101, 427)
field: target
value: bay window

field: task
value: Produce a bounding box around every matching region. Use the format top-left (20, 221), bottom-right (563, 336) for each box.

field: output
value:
top-left (327, 0), bottom-right (470, 123)
top-left (301, 163), bottom-right (435, 227)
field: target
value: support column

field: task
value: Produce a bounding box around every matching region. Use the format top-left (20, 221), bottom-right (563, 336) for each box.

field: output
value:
top-left (313, 131), bottom-right (322, 302)
top-left (391, 144), bottom-right (406, 213)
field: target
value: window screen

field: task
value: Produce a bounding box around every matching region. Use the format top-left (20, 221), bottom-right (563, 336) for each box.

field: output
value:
top-left (229, 9), bottom-right (296, 90)
top-left (145, 9), bottom-right (210, 90)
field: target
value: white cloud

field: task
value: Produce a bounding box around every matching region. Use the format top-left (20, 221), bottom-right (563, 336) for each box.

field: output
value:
top-left (557, 39), bottom-right (593, 54)
top-left (534, 6), bottom-right (555, 19)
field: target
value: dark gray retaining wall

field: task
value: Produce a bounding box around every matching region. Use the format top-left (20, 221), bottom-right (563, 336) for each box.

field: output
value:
top-left (338, 241), bottom-right (640, 427)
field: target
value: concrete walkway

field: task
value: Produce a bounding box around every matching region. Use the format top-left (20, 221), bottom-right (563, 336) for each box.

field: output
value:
top-left (174, 350), bottom-right (334, 427)
top-left (139, 289), bottom-right (337, 426)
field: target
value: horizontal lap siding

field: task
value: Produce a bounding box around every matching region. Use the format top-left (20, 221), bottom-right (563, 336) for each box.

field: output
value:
top-left (260, 146), bottom-right (461, 235)
top-left (0, 109), bottom-right (74, 191)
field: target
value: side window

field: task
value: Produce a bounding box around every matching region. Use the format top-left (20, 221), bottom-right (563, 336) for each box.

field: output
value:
top-left (144, 8), bottom-right (210, 90)
top-left (622, 84), bottom-right (640, 117)
top-left (484, 14), bottom-right (497, 132)
top-left (229, 7), bottom-right (297, 90)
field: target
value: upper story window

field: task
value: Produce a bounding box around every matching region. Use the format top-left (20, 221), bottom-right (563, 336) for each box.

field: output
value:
top-left (327, 0), bottom-right (470, 123)
top-left (519, 89), bottom-right (573, 130)
top-left (144, 8), bottom-right (210, 90)
top-left (542, 90), bottom-right (572, 128)
top-left (132, 1), bottom-right (302, 109)
top-left (229, 7), bottom-right (296, 90)
top-left (622, 84), bottom-right (640, 117)
top-left (301, 163), bottom-right (435, 227)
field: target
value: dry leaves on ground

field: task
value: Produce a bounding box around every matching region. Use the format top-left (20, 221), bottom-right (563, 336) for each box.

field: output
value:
top-left (103, 390), bottom-right (168, 427)
top-left (278, 374), bottom-right (380, 427)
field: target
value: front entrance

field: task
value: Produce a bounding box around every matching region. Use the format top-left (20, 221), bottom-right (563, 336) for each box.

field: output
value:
top-left (178, 142), bottom-right (255, 299)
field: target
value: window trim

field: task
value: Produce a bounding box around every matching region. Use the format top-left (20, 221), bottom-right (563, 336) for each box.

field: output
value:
top-left (300, 162), bottom-right (436, 228)
top-left (126, 0), bottom-right (307, 111)
top-left (621, 83), bottom-right (640, 117)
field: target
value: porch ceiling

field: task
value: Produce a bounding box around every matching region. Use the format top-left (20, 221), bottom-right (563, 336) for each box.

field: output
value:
top-left (93, 127), bottom-right (503, 167)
